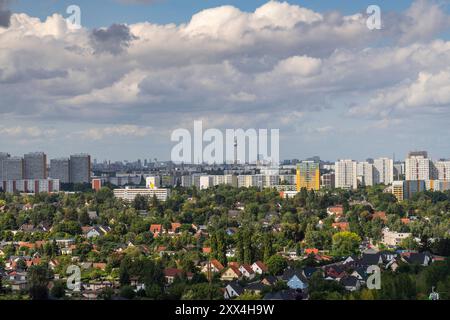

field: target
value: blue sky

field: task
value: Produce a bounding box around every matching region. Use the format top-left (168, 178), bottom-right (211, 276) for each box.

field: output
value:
top-left (12, 0), bottom-right (417, 27)
top-left (1, 0), bottom-right (450, 162)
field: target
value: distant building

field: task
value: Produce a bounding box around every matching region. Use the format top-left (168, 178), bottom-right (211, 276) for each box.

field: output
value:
top-left (382, 227), bottom-right (412, 247)
top-left (321, 173), bottom-right (335, 189)
top-left (335, 160), bottom-right (358, 190)
top-left (373, 158), bottom-right (394, 185)
top-left (70, 154), bottom-right (91, 184)
top-left (2, 179), bottom-right (60, 193)
top-left (200, 176), bottom-right (214, 190)
top-left (49, 158), bottom-right (70, 183)
top-left (392, 180), bottom-right (426, 201)
top-left (357, 162), bottom-right (374, 186)
top-left (434, 160), bottom-right (450, 180)
top-left (23, 152), bottom-right (47, 180)
top-left (91, 178), bottom-right (102, 192)
top-left (426, 180), bottom-right (450, 192)
top-left (0, 152), bottom-right (10, 182)
top-left (2, 157), bottom-right (23, 180)
top-left (296, 161), bottom-right (320, 191)
top-left (113, 187), bottom-right (170, 202)
top-left (146, 176), bottom-right (160, 189)
top-left (405, 152), bottom-right (432, 181)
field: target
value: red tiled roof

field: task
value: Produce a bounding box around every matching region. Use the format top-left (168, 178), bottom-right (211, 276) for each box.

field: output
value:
top-left (253, 261), bottom-right (268, 272)
top-left (164, 268), bottom-right (193, 278)
top-left (202, 247), bottom-right (211, 254)
top-left (171, 222), bottom-right (181, 233)
top-left (373, 211), bottom-right (387, 222)
top-left (211, 259), bottom-right (225, 271)
top-left (332, 222), bottom-right (350, 231)
top-left (240, 264), bottom-right (254, 274)
top-left (328, 206), bottom-right (344, 215)
top-left (150, 224), bottom-right (162, 233)
top-left (228, 266), bottom-right (242, 277)
top-left (304, 248), bottom-right (319, 255)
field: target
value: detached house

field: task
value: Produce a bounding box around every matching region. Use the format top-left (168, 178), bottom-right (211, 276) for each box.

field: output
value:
top-left (221, 266), bottom-right (242, 281)
top-left (201, 259), bottom-right (225, 274)
top-left (239, 264), bottom-right (255, 280)
top-left (251, 261), bottom-right (268, 275)
top-left (282, 268), bottom-right (308, 290)
top-left (150, 224), bottom-right (163, 237)
top-left (86, 226), bottom-right (111, 239)
top-left (224, 281), bottom-right (244, 299)
top-left (163, 268), bottom-right (193, 284)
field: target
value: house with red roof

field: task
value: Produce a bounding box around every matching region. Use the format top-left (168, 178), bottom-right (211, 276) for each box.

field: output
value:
top-left (332, 222), bottom-right (350, 231)
top-left (163, 268), bottom-right (193, 284)
top-left (201, 259), bottom-right (225, 274)
top-left (372, 211), bottom-right (387, 222)
top-left (150, 224), bottom-right (163, 236)
top-left (239, 264), bottom-right (255, 280)
top-left (251, 261), bottom-right (268, 274)
top-left (220, 266), bottom-right (242, 281)
top-left (327, 205), bottom-right (344, 216)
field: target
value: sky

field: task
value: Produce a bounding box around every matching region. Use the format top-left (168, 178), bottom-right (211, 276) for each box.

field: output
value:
top-left (1, 0), bottom-right (450, 162)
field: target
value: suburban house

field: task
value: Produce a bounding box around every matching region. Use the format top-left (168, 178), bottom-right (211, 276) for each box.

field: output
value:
top-left (327, 205), bottom-right (344, 216)
top-left (282, 268), bottom-right (308, 290)
top-left (340, 275), bottom-right (361, 291)
top-left (382, 228), bottom-right (412, 247)
top-left (201, 259), bottom-right (225, 274)
top-left (220, 266), bottom-right (242, 281)
top-left (163, 268), bottom-right (193, 284)
top-left (239, 264), bottom-right (255, 280)
top-left (85, 226), bottom-right (111, 239)
top-left (150, 224), bottom-right (163, 236)
top-left (224, 281), bottom-right (244, 299)
top-left (251, 261), bottom-right (268, 275)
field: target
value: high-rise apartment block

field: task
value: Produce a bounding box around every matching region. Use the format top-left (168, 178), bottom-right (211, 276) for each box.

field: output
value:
top-left (321, 173), bottom-right (335, 189)
top-left (434, 161), bottom-right (450, 180)
top-left (296, 161), bottom-right (320, 191)
top-left (335, 160), bottom-right (358, 190)
top-left (24, 152), bottom-right (47, 179)
top-left (357, 162), bottom-right (374, 186)
top-left (392, 180), bottom-right (426, 201)
top-left (373, 157), bottom-right (394, 185)
top-left (70, 154), bottom-right (91, 184)
top-left (0, 153), bottom-right (10, 181)
top-left (405, 152), bottom-right (432, 181)
top-left (49, 158), bottom-right (70, 183)
top-left (2, 157), bottom-right (23, 180)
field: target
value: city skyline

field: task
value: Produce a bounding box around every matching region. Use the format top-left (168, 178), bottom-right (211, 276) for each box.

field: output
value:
top-left (1, 0), bottom-right (450, 160)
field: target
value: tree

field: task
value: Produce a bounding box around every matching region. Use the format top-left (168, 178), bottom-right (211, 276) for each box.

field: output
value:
top-left (50, 281), bottom-right (66, 299)
top-left (266, 255), bottom-right (287, 276)
top-left (28, 265), bottom-right (50, 300)
top-left (332, 231), bottom-right (361, 256)
top-left (133, 194), bottom-right (148, 211)
top-left (120, 285), bottom-right (136, 300)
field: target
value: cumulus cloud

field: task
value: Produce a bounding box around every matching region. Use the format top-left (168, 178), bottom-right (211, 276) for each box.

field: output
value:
top-left (80, 125), bottom-right (155, 140)
top-left (0, 0), bottom-right (450, 159)
top-left (91, 24), bottom-right (137, 55)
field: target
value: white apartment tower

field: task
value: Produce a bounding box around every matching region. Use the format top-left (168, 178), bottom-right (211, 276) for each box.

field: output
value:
top-left (335, 160), bottom-right (358, 190)
top-left (373, 158), bottom-right (394, 185)
top-left (405, 151), bottom-right (431, 181)
top-left (357, 162), bottom-right (374, 186)
top-left (434, 161), bottom-right (450, 180)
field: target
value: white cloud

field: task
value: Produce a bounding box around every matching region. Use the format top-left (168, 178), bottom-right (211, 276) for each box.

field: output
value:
top-left (0, 0), bottom-right (450, 159)
top-left (80, 125), bottom-right (155, 140)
